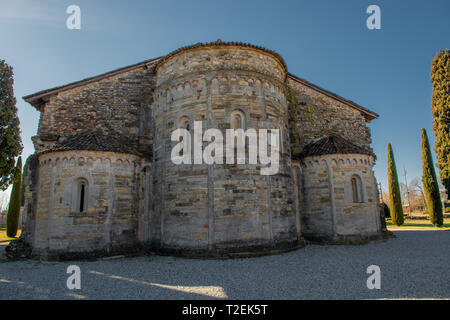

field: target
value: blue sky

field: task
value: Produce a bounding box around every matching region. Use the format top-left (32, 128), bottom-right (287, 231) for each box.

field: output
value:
top-left (0, 0), bottom-right (449, 198)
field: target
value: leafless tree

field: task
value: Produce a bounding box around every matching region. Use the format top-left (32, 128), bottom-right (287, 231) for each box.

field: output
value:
top-left (410, 177), bottom-right (427, 213)
top-left (0, 191), bottom-right (9, 227)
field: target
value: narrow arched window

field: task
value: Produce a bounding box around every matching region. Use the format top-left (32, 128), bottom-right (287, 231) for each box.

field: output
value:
top-left (177, 116), bottom-right (190, 130)
top-left (351, 175), bottom-right (363, 203)
top-left (76, 179), bottom-right (88, 213)
top-left (230, 110), bottom-right (246, 154)
top-left (79, 183), bottom-right (85, 212)
top-left (230, 109), bottom-right (245, 130)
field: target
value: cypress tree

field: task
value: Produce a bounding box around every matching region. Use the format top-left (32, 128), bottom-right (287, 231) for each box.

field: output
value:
top-left (387, 144), bottom-right (404, 226)
top-left (430, 50), bottom-right (450, 197)
top-left (0, 60), bottom-right (22, 190)
top-left (421, 128), bottom-right (443, 227)
top-left (6, 157), bottom-right (22, 237)
top-left (20, 155), bottom-right (31, 207)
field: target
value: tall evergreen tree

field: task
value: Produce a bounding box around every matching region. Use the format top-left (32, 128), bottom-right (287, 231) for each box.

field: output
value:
top-left (20, 155), bottom-right (31, 207)
top-left (421, 128), bottom-right (443, 227)
top-left (430, 50), bottom-right (450, 197)
top-left (387, 143), bottom-right (404, 226)
top-left (6, 156), bottom-right (22, 237)
top-left (0, 60), bottom-right (22, 190)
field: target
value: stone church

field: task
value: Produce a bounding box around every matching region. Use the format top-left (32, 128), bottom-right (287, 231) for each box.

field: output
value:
top-left (20, 40), bottom-right (384, 260)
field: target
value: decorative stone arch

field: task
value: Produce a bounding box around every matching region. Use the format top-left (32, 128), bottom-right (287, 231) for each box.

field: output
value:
top-left (331, 158), bottom-right (338, 167)
top-left (76, 178), bottom-right (88, 213)
top-left (210, 77), bottom-right (219, 94)
top-left (348, 173), bottom-right (365, 203)
top-left (183, 81), bottom-right (192, 96)
top-left (177, 115), bottom-right (192, 130)
top-left (68, 172), bottom-right (96, 213)
top-left (230, 109), bottom-right (246, 130)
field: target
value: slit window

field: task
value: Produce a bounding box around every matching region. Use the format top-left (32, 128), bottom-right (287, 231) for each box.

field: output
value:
top-left (79, 183), bottom-right (85, 212)
top-left (351, 175), bottom-right (363, 203)
top-left (75, 179), bottom-right (88, 213)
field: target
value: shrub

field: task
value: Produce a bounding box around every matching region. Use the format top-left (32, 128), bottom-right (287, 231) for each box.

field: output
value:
top-left (380, 202), bottom-right (391, 218)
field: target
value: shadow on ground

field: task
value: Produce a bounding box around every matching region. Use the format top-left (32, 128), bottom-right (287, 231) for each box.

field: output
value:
top-left (0, 230), bottom-right (449, 300)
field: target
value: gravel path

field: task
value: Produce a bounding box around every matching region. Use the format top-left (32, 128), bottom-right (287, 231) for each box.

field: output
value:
top-left (0, 230), bottom-right (449, 300)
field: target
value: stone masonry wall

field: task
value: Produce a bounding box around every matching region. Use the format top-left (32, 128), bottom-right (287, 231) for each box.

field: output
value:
top-left (294, 153), bottom-right (381, 241)
top-left (22, 42), bottom-right (382, 259)
top-left (34, 67), bottom-right (156, 158)
top-left (152, 46), bottom-right (299, 254)
top-left (32, 150), bottom-right (143, 258)
top-left (330, 155), bottom-right (381, 237)
top-left (287, 78), bottom-right (372, 158)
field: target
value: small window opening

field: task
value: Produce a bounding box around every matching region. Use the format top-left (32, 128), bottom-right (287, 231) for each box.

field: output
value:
top-left (79, 183), bottom-right (85, 212)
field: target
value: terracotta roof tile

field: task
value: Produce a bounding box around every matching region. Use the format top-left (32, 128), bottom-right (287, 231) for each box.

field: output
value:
top-left (38, 131), bottom-right (142, 156)
top-left (297, 135), bottom-right (374, 159)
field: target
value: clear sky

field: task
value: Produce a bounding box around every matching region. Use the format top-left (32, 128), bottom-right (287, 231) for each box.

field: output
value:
top-left (0, 0), bottom-right (449, 199)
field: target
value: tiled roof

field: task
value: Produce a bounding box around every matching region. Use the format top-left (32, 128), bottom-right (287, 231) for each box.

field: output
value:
top-left (297, 135), bottom-right (375, 159)
top-left (38, 131), bottom-right (142, 156)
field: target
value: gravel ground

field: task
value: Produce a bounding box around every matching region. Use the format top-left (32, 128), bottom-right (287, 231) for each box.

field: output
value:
top-left (0, 230), bottom-right (449, 300)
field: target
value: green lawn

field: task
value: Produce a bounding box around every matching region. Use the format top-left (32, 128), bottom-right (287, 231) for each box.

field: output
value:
top-left (0, 229), bottom-right (21, 243)
top-left (387, 218), bottom-right (450, 230)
